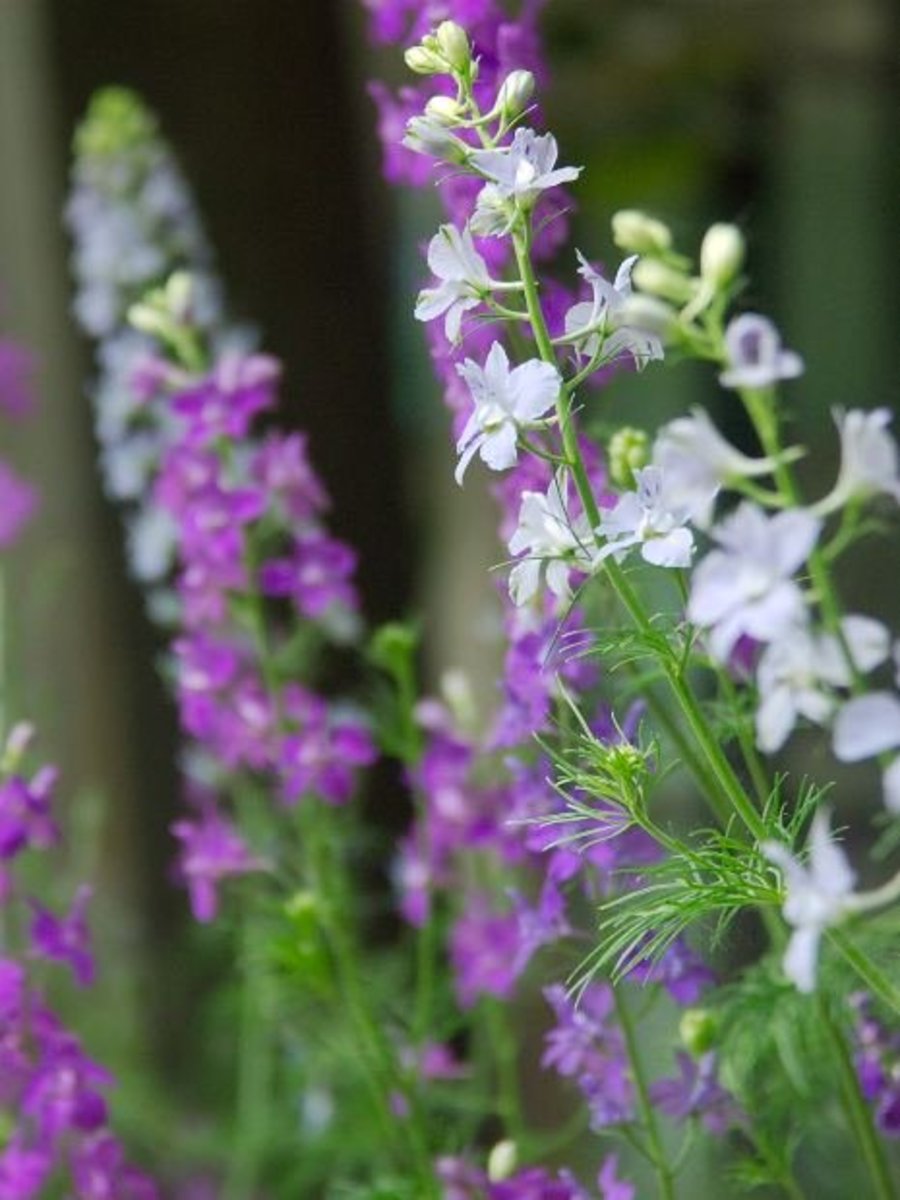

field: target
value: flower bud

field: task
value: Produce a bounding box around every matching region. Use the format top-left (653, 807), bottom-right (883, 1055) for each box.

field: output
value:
top-left (403, 116), bottom-right (469, 164)
top-left (487, 1139), bottom-right (518, 1183)
top-left (435, 21), bottom-right (471, 73)
top-left (608, 426), bottom-right (650, 490)
top-left (612, 209), bottom-right (673, 256)
top-left (424, 95), bottom-right (465, 126)
top-left (680, 1008), bottom-right (718, 1056)
top-left (404, 45), bottom-right (445, 75)
top-left (1, 721), bottom-right (35, 773)
top-left (614, 294), bottom-right (676, 339)
top-left (127, 298), bottom-right (169, 339)
top-left (496, 70), bottom-right (535, 121)
top-left (700, 223), bottom-right (745, 289)
top-left (632, 258), bottom-right (697, 305)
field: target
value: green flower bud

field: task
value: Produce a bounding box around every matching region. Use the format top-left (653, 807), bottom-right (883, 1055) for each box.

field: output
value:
top-left (496, 69), bottom-right (535, 121)
top-left (700, 223), bottom-right (745, 289)
top-left (680, 1008), bottom-right (718, 1056)
top-left (74, 86), bottom-right (158, 158)
top-left (612, 209), bottom-right (673, 256)
top-left (435, 20), bottom-right (471, 73)
top-left (487, 1140), bottom-right (518, 1182)
top-left (608, 426), bottom-right (650, 490)
top-left (404, 44), bottom-right (445, 75)
top-left (614, 294), bottom-right (677, 340)
top-left (632, 258), bottom-right (697, 306)
top-left (127, 297), bottom-right (169, 340)
top-left (424, 95), bottom-right (465, 126)
top-left (284, 889), bottom-right (319, 927)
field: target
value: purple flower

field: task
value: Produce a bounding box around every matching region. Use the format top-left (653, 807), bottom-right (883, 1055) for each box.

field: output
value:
top-left (71, 1133), bottom-right (159, 1199)
top-left (649, 1051), bottom-right (740, 1134)
top-left (0, 337), bottom-right (35, 418)
top-left (542, 983), bottom-right (634, 1128)
top-left (450, 896), bottom-right (521, 1008)
top-left (0, 1140), bottom-right (51, 1200)
top-left (626, 936), bottom-right (715, 1006)
top-left (0, 463), bottom-right (37, 549)
top-left (171, 353), bottom-right (279, 447)
top-left (0, 770), bottom-right (59, 861)
top-left (29, 885), bottom-right (95, 987)
top-left (597, 1156), bottom-right (635, 1200)
top-left (172, 802), bottom-right (264, 922)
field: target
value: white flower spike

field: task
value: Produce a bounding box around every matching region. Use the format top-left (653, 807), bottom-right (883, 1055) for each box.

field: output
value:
top-left (762, 809), bottom-right (856, 993)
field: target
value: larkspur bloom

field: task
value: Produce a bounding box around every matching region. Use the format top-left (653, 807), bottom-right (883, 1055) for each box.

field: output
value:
top-left (470, 128), bottom-right (581, 235)
top-left (564, 253), bottom-right (663, 371)
top-left (833, 690), bottom-right (900, 812)
top-left (687, 502), bottom-right (821, 660)
top-left (814, 407), bottom-right (900, 516)
top-left (719, 313), bottom-right (803, 390)
top-left (595, 465), bottom-right (696, 569)
top-left (762, 808), bottom-right (856, 993)
top-left (652, 406), bottom-right (786, 528)
top-left (649, 1051), bottom-right (740, 1134)
top-left (454, 340), bottom-right (560, 483)
top-left (755, 614), bottom-right (890, 753)
top-left (507, 470), bottom-right (595, 606)
top-left (415, 224), bottom-right (494, 342)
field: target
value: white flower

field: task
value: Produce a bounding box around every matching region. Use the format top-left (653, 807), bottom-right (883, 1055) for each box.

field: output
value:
top-left (414, 225), bottom-right (492, 343)
top-left (454, 342), bottom-right (560, 484)
top-left (813, 408), bottom-right (900, 516)
top-left (652, 407), bottom-right (787, 529)
top-left (564, 253), bottom-right (663, 370)
top-left (507, 471), bottom-right (595, 606)
top-left (469, 128), bottom-right (580, 233)
top-left (833, 692), bottom-right (900, 762)
top-left (687, 503), bottom-right (821, 661)
top-left (470, 128), bottom-right (581, 201)
top-left (595, 466), bottom-right (695, 569)
top-left (719, 314), bottom-right (804, 390)
top-left (755, 615), bottom-right (890, 753)
top-left (762, 809), bottom-right (856, 993)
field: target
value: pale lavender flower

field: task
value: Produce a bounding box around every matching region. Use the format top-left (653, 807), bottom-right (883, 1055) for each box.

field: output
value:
top-left (719, 313), bottom-right (803, 390)
top-left (597, 1156), bottom-right (635, 1200)
top-left (507, 470), bottom-right (594, 606)
top-left (652, 406), bottom-right (784, 528)
top-left (814, 408), bottom-right (900, 516)
top-left (415, 224), bottom-right (493, 342)
top-left (595, 466), bottom-right (695, 568)
top-left (762, 809), bottom-right (856, 993)
top-left (755, 615), bottom-right (890, 752)
top-left (649, 1051), bottom-right (740, 1133)
top-left (470, 128), bottom-right (581, 234)
top-left (564, 253), bottom-right (663, 370)
top-left (687, 502), bottom-right (821, 661)
top-left (455, 341), bottom-right (560, 483)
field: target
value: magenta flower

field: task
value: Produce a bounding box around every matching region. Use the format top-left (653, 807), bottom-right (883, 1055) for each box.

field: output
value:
top-left (171, 803), bottom-right (264, 922)
top-left (0, 463), bottom-right (37, 549)
top-left (29, 885), bottom-right (95, 988)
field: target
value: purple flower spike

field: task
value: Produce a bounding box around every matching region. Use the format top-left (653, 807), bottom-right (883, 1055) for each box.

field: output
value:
top-left (172, 803), bottom-right (264, 922)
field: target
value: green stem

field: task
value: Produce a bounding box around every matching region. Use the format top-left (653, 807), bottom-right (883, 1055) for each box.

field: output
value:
top-left (224, 907), bottom-right (272, 1200)
top-left (484, 997), bottom-right (527, 1145)
top-left (304, 805), bottom-right (438, 1195)
top-left (819, 995), bottom-right (896, 1200)
top-left (614, 986), bottom-right (676, 1200)
top-left (828, 927), bottom-right (900, 1017)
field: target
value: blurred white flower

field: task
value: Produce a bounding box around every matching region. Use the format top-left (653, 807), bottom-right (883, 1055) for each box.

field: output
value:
top-left (719, 314), bottom-right (803, 390)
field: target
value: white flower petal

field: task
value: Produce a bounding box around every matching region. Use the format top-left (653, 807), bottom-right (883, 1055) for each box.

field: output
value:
top-left (833, 693), bottom-right (900, 762)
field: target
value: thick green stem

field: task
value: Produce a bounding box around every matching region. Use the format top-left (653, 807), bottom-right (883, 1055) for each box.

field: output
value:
top-left (614, 986), bottom-right (676, 1200)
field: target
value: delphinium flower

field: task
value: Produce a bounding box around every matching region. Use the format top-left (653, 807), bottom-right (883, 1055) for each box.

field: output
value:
top-left (687, 502), bottom-right (822, 661)
top-left (762, 809), bottom-right (857, 993)
top-left (65, 88), bottom-right (230, 592)
top-left (0, 724), bottom-right (158, 1196)
top-left (851, 994), bottom-right (900, 1137)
